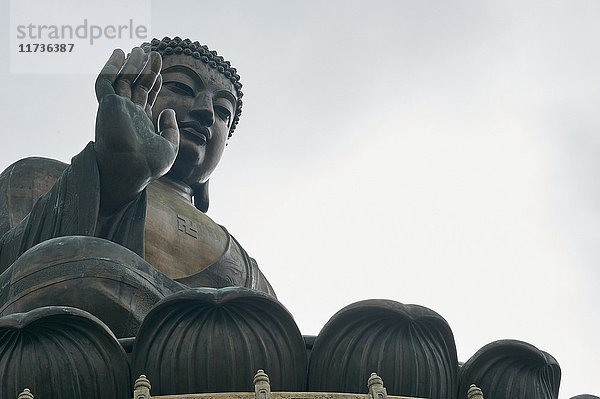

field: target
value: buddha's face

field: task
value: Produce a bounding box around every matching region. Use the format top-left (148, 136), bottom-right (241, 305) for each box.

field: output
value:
top-left (151, 53), bottom-right (237, 188)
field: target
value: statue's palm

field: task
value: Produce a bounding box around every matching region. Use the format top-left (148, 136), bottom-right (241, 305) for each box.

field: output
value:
top-left (94, 48), bottom-right (179, 214)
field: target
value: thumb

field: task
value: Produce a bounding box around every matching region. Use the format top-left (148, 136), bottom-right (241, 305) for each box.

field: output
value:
top-left (157, 108), bottom-right (180, 150)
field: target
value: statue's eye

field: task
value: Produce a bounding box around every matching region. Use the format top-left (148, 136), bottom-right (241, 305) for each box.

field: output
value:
top-left (215, 105), bottom-right (231, 125)
top-left (164, 81), bottom-right (194, 97)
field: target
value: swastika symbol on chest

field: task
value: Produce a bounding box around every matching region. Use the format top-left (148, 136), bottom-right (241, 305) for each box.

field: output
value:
top-left (177, 215), bottom-right (198, 239)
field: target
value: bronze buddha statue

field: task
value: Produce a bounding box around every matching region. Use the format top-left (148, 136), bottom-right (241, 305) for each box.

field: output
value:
top-left (0, 37), bottom-right (274, 337)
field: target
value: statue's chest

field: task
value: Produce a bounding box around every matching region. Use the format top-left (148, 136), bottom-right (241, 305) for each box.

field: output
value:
top-left (143, 181), bottom-right (228, 280)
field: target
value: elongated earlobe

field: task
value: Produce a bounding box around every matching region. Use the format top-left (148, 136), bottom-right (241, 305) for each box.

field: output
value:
top-left (193, 180), bottom-right (209, 212)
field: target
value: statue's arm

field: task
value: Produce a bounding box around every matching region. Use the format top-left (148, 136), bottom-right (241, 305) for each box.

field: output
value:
top-left (0, 48), bottom-right (175, 269)
top-left (0, 136), bottom-right (151, 273)
top-left (0, 143), bottom-right (100, 272)
top-left (249, 256), bottom-right (277, 298)
top-left (94, 48), bottom-right (179, 215)
top-left (228, 232), bottom-right (277, 298)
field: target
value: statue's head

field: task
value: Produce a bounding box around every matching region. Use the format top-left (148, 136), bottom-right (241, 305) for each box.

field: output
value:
top-left (142, 37), bottom-right (243, 208)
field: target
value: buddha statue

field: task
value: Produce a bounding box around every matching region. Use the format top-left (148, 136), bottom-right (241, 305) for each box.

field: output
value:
top-left (0, 37), bottom-right (274, 337)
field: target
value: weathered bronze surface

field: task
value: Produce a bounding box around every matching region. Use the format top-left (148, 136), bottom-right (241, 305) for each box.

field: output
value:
top-left (308, 300), bottom-right (458, 399)
top-left (458, 339), bottom-right (561, 399)
top-left (144, 177), bottom-right (227, 279)
top-left (0, 307), bottom-right (130, 399)
top-left (132, 288), bottom-right (307, 395)
top-left (0, 36), bottom-right (274, 297)
top-left (0, 157), bottom-right (67, 235)
top-left (0, 236), bottom-right (184, 337)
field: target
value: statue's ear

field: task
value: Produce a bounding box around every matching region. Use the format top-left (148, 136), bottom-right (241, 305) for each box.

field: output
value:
top-left (193, 180), bottom-right (209, 213)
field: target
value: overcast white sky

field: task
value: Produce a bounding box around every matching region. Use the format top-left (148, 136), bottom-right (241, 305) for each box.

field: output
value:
top-left (2, 1), bottom-right (599, 397)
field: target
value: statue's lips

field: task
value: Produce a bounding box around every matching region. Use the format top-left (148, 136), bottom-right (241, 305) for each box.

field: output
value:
top-left (179, 122), bottom-right (211, 144)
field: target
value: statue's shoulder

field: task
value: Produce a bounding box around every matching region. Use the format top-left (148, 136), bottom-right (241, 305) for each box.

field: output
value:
top-left (0, 157), bottom-right (69, 235)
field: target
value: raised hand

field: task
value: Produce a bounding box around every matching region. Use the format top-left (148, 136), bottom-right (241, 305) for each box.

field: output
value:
top-left (94, 48), bottom-right (179, 215)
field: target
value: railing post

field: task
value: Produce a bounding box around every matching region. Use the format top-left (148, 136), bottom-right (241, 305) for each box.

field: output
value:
top-left (254, 369), bottom-right (273, 399)
top-left (467, 384), bottom-right (484, 399)
top-left (133, 375), bottom-right (152, 399)
top-left (17, 388), bottom-right (34, 399)
top-left (367, 373), bottom-right (388, 399)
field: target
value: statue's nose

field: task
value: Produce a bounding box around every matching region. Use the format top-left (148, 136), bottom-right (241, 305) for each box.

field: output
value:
top-left (190, 94), bottom-right (214, 126)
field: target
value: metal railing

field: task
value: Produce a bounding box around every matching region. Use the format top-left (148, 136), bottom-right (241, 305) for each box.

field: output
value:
top-left (16, 371), bottom-right (485, 399)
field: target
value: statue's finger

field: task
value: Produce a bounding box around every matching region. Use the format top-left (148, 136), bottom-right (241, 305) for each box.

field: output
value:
top-left (147, 51), bottom-right (162, 76)
top-left (114, 47), bottom-right (144, 99)
top-left (132, 52), bottom-right (161, 107)
top-left (157, 109), bottom-right (180, 150)
top-left (95, 49), bottom-right (125, 102)
top-left (147, 74), bottom-right (162, 109)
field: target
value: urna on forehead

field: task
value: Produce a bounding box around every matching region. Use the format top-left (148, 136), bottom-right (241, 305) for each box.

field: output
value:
top-left (142, 36), bottom-right (244, 137)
